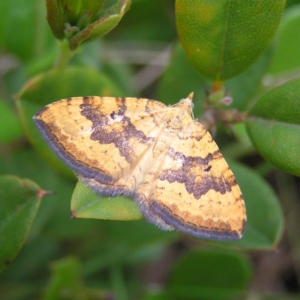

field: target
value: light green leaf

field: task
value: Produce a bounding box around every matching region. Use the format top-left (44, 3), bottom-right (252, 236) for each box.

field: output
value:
top-left (71, 181), bottom-right (142, 220)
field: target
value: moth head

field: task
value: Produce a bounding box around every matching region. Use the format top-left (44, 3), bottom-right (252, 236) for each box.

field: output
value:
top-left (177, 92), bottom-right (194, 117)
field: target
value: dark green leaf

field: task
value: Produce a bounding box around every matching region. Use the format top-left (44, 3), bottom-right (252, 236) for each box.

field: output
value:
top-left (176, 0), bottom-right (285, 80)
top-left (0, 175), bottom-right (45, 272)
top-left (246, 78), bottom-right (300, 176)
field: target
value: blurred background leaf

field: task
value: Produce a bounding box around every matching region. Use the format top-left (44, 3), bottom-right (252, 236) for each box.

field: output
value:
top-left (166, 249), bottom-right (252, 300)
top-left (0, 101), bottom-right (23, 143)
top-left (268, 4), bottom-right (300, 75)
top-left (225, 161), bottom-right (284, 250)
top-left (0, 0), bottom-right (54, 62)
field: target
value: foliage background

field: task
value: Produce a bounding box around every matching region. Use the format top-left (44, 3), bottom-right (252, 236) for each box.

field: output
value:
top-left (0, 0), bottom-right (300, 299)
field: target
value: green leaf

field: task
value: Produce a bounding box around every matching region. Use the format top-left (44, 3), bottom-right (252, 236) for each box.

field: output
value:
top-left (0, 175), bottom-right (46, 272)
top-left (166, 249), bottom-right (252, 300)
top-left (175, 0), bottom-right (285, 80)
top-left (246, 78), bottom-right (300, 177)
top-left (224, 161), bottom-right (283, 249)
top-left (71, 181), bottom-right (142, 220)
top-left (0, 101), bottom-right (23, 144)
top-left (16, 66), bottom-right (122, 177)
top-left (268, 4), bottom-right (300, 74)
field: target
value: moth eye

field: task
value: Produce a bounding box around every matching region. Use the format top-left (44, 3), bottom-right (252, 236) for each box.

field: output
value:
top-left (204, 165), bottom-right (212, 172)
top-left (110, 111), bottom-right (116, 119)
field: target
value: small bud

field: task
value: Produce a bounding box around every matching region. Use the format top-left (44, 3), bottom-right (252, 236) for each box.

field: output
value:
top-left (46, 0), bottom-right (131, 50)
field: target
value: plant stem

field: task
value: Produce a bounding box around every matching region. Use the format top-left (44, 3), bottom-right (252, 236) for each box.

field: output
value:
top-left (54, 40), bottom-right (73, 70)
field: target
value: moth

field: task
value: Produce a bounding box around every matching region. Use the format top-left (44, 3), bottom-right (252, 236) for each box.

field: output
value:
top-left (33, 93), bottom-right (246, 240)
